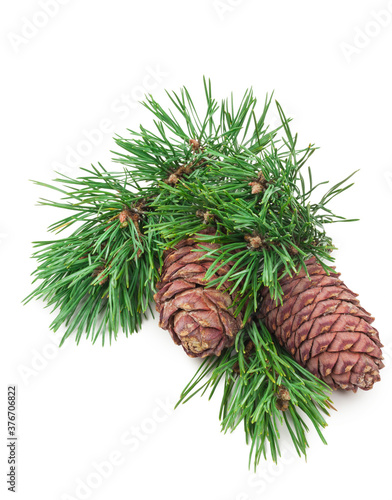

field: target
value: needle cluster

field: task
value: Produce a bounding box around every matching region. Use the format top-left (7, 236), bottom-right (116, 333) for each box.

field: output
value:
top-left (25, 79), bottom-right (357, 464)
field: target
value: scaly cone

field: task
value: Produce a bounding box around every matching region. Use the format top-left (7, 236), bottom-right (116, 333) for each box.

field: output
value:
top-left (154, 230), bottom-right (243, 358)
top-left (259, 257), bottom-right (384, 391)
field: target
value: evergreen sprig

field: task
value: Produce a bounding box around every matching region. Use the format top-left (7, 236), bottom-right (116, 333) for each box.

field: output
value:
top-left (25, 80), bottom-right (358, 464)
top-left (113, 78), bottom-right (281, 186)
top-left (26, 79), bottom-right (287, 343)
top-left (24, 165), bottom-right (161, 345)
top-left (27, 80), bottom-right (356, 341)
top-left (177, 319), bottom-right (333, 467)
top-left (151, 107), bottom-right (357, 317)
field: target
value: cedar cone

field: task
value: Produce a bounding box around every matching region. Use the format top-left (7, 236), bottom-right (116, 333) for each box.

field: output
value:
top-left (259, 257), bottom-right (384, 392)
top-left (154, 230), bottom-right (243, 358)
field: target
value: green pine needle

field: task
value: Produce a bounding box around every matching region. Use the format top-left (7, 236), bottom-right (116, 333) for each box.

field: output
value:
top-left (24, 165), bottom-right (162, 345)
top-left (25, 79), bottom-right (358, 464)
top-left (176, 320), bottom-right (334, 468)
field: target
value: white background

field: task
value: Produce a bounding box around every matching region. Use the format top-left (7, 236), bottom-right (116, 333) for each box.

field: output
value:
top-left (1, 1), bottom-right (392, 499)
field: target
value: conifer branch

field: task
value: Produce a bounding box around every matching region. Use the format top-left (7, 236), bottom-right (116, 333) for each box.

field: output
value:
top-left (176, 319), bottom-right (333, 467)
top-left (24, 165), bottom-right (162, 345)
top-left (25, 80), bottom-right (363, 465)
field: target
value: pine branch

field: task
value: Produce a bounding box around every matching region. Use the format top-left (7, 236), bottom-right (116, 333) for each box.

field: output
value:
top-left (150, 134), bottom-right (357, 319)
top-left (26, 79), bottom-right (357, 348)
top-left (176, 319), bottom-right (333, 468)
top-left (24, 165), bottom-right (162, 345)
top-left (113, 78), bottom-right (282, 187)
top-left (24, 79), bottom-right (365, 465)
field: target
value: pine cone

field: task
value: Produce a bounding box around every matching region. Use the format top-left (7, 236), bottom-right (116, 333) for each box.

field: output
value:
top-left (154, 230), bottom-right (243, 358)
top-left (259, 257), bottom-right (384, 392)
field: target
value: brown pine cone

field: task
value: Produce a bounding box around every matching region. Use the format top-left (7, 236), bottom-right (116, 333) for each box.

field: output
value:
top-left (259, 257), bottom-right (384, 392)
top-left (154, 230), bottom-right (243, 358)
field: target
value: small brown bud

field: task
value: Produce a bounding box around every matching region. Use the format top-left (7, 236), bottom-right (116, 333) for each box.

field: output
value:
top-left (276, 386), bottom-right (291, 412)
top-left (288, 245), bottom-right (299, 256)
top-left (277, 386), bottom-right (291, 401)
top-left (249, 172), bottom-right (268, 195)
top-left (119, 208), bottom-right (133, 227)
top-left (119, 209), bottom-right (130, 224)
top-left (196, 209), bottom-right (214, 224)
top-left (249, 182), bottom-right (263, 194)
top-left (189, 139), bottom-right (200, 151)
top-left (167, 174), bottom-right (179, 185)
top-left (244, 339), bottom-right (255, 356)
top-left (244, 234), bottom-right (263, 249)
top-left (276, 399), bottom-right (290, 412)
